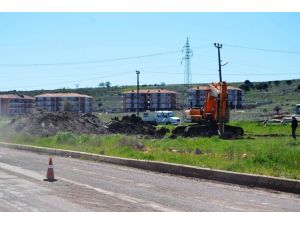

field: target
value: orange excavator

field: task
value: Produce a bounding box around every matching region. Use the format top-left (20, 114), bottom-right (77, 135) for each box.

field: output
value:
top-left (173, 43), bottom-right (244, 138)
top-left (173, 81), bottom-right (244, 138)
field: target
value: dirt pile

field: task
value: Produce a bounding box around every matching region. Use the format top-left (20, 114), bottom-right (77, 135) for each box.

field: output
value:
top-left (5, 111), bottom-right (109, 137)
top-left (106, 114), bottom-right (169, 137)
top-left (3, 112), bottom-right (170, 138)
top-left (106, 114), bottom-right (156, 136)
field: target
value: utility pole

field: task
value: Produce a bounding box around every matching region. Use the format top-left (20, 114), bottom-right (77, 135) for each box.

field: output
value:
top-left (214, 43), bottom-right (223, 82)
top-left (136, 70), bottom-right (140, 117)
top-left (214, 43), bottom-right (224, 137)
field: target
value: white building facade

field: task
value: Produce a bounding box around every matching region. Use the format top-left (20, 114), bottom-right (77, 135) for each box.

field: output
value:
top-left (0, 94), bottom-right (34, 116)
top-left (35, 93), bottom-right (93, 113)
top-left (188, 85), bottom-right (244, 109)
top-left (122, 89), bottom-right (179, 112)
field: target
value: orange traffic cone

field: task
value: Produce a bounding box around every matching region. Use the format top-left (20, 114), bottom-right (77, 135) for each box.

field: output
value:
top-left (44, 157), bottom-right (57, 182)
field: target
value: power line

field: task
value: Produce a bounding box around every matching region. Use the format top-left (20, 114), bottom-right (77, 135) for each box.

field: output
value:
top-left (143, 70), bottom-right (300, 76)
top-left (224, 43), bottom-right (300, 55)
top-left (0, 44), bottom-right (210, 68)
top-left (6, 71), bottom-right (133, 90)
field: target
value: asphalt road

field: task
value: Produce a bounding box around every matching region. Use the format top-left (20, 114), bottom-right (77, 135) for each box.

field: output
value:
top-left (0, 146), bottom-right (299, 212)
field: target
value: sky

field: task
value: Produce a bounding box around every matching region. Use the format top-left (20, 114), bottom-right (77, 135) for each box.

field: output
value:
top-left (0, 12), bottom-right (299, 91)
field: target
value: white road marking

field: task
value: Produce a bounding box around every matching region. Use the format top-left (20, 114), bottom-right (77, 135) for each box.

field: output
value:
top-left (0, 162), bottom-right (44, 181)
top-left (135, 183), bottom-right (153, 188)
top-left (72, 168), bottom-right (134, 183)
top-left (0, 161), bottom-right (175, 212)
top-left (58, 176), bottom-right (176, 212)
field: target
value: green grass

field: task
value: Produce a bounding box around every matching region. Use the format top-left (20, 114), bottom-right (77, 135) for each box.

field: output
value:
top-left (2, 121), bottom-right (300, 180)
top-left (0, 116), bottom-right (12, 128)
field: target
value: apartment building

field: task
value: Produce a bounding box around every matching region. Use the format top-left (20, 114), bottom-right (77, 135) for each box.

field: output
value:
top-left (35, 93), bottom-right (93, 113)
top-left (0, 94), bottom-right (34, 116)
top-left (122, 89), bottom-right (179, 112)
top-left (188, 85), bottom-right (244, 109)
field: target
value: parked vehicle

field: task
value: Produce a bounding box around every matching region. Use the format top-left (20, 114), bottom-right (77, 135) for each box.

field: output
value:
top-left (142, 111), bottom-right (181, 125)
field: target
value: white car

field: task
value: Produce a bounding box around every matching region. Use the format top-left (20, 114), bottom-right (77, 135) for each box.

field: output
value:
top-left (142, 111), bottom-right (181, 125)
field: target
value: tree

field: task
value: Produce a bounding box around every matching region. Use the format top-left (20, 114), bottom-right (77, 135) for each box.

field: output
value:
top-left (239, 80), bottom-right (254, 91)
top-left (160, 82), bottom-right (166, 87)
top-left (239, 83), bottom-right (250, 92)
top-left (274, 80), bottom-right (280, 86)
top-left (286, 80), bottom-right (292, 85)
top-left (98, 82), bottom-right (105, 88)
top-left (244, 80), bottom-right (254, 89)
top-left (274, 105), bottom-right (282, 115)
top-left (105, 81), bottom-right (111, 88)
top-left (245, 80), bottom-right (251, 85)
top-left (255, 82), bottom-right (269, 91)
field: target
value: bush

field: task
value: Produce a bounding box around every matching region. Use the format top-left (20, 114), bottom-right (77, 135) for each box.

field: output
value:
top-left (239, 80), bottom-right (254, 91)
top-left (274, 80), bottom-right (280, 86)
top-left (118, 136), bottom-right (145, 150)
top-left (255, 82), bottom-right (269, 91)
top-left (286, 80), bottom-right (292, 85)
top-left (56, 132), bottom-right (77, 145)
top-left (239, 83), bottom-right (250, 92)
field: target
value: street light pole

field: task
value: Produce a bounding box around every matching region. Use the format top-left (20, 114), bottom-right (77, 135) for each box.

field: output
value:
top-left (136, 70), bottom-right (140, 117)
top-left (214, 43), bottom-right (224, 137)
top-left (214, 43), bottom-right (223, 82)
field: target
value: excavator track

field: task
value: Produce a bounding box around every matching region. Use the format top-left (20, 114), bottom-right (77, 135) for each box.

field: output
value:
top-left (172, 124), bottom-right (244, 138)
top-left (224, 125), bottom-right (244, 136)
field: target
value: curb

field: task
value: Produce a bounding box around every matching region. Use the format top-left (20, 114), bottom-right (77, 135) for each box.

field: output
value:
top-left (0, 141), bottom-right (299, 194)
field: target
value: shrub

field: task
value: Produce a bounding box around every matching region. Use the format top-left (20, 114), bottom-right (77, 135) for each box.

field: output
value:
top-left (56, 132), bottom-right (77, 145)
top-left (274, 80), bottom-right (280, 86)
top-left (239, 83), bottom-right (250, 92)
top-left (255, 82), bottom-right (269, 91)
top-left (118, 136), bottom-right (145, 150)
top-left (286, 80), bottom-right (292, 85)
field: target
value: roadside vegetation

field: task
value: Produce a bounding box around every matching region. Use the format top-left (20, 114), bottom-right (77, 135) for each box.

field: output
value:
top-left (1, 121), bottom-right (299, 180)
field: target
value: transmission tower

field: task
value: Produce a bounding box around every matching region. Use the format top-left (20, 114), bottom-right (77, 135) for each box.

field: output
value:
top-left (182, 37), bottom-right (193, 107)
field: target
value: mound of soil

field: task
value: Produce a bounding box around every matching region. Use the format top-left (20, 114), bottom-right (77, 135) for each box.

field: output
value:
top-left (5, 111), bottom-right (109, 137)
top-left (3, 112), bottom-right (170, 138)
top-left (106, 114), bottom-right (169, 138)
top-left (106, 114), bottom-right (156, 136)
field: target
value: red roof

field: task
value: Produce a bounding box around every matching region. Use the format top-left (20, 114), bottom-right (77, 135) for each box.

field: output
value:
top-left (190, 85), bottom-right (242, 91)
top-left (190, 86), bottom-right (211, 91)
top-left (123, 89), bottom-right (178, 94)
top-left (35, 93), bottom-right (92, 98)
top-left (0, 94), bottom-right (34, 100)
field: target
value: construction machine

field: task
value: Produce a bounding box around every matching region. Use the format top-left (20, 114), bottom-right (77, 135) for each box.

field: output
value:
top-left (173, 81), bottom-right (244, 138)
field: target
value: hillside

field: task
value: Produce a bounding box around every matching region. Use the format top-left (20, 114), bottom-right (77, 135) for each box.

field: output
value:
top-left (2, 79), bottom-right (300, 120)
top-left (230, 79), bottom-right (300, 121)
